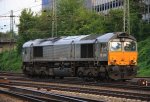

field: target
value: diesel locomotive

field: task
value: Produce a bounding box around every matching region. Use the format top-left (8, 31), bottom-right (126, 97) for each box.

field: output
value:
top-left (22, 32), bottom-right (138, 80)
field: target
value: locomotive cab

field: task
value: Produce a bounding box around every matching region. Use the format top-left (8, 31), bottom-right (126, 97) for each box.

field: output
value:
top-left (108, 33), bottom-right (138, 80)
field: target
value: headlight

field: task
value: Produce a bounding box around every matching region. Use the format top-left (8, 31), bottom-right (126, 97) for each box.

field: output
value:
top-left (110, 60), bottom-right (116, 65)
top-left (130, 60), bottom-right (136, 65)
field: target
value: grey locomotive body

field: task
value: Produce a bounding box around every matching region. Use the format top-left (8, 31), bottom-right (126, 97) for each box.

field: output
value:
top-left (22, 32), bottom-right (137, 80)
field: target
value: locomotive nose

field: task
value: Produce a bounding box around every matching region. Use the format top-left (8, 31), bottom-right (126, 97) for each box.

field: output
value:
top-left (108, 52), bottom-right (137, 65)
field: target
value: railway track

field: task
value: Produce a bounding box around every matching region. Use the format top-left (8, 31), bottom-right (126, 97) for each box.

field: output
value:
top-left (0, 83), bottom-right (101, 102)
top-left (0, 89), bottom-right (52, 102)
top-left (1, 79), bottom-right (150, 101)
top-left (0, 72), bottom-right (150, 101)
top-left (0, 72), bottom-right (150, 90)
top-left (1, 74), bottom-right (150, 92)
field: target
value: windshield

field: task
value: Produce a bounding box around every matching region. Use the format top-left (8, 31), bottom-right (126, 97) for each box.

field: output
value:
top-left (110, 41), bottom-right (137, 52)
top-left (110, 42), bottom-right (122, 51)
top-left (124, 41), bottom-right (136, 51)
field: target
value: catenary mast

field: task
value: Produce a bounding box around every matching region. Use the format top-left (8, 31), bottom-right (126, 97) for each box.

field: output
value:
top-left (123, 0), bottom-right (130, 34)
top-left (52, 0), bottom-right (57, 37)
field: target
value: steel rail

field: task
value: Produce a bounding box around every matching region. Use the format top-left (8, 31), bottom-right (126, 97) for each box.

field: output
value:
top-left (8, 79), bottom-right (150, 91)
top-left (0, 90), bottom-right (45, 102)
top-left (0, 84), bottom-right (101, 102)
top-left (1, 81), bottom-right (150, 101)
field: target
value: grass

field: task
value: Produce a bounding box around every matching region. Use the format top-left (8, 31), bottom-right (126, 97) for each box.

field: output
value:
top-left (137, 68), bottom-right (150, 77)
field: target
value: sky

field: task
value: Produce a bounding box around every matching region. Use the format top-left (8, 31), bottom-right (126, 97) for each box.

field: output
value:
top-left (0, 0), bottom-right (41, 33)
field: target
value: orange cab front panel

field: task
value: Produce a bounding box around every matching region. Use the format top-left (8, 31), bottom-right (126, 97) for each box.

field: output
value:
top-left (107, 40), bottom-right (138, 80)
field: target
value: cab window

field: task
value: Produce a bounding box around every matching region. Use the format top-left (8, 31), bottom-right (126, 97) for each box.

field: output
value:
top-left (110, 42), bottom-right (121, 51)
top-left (124, 41), bottom-right (136, 51)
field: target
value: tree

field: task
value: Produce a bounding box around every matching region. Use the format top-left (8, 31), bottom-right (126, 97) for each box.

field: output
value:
top-left (129, 0), bottom-right (150, 40)
top-left (103, 10), bottom-right (123, 33)
top-left (57, 0), bottom-right (106, 36)
top-left (57, 0), bottom-right (85, 35)
top-left (35, 10), bottom-right (53, 38)
top-left (17, 9), bottom-right (38, 53)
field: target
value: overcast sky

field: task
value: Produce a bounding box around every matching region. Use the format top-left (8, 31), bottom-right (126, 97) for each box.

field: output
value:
top-left (0, 0), bottom-right (41, 33)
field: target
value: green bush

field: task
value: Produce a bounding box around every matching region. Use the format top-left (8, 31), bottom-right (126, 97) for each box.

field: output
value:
top-left (138, 37), bottom-right (150, 76)
top-left (0, 50), bottom-right (22, 72)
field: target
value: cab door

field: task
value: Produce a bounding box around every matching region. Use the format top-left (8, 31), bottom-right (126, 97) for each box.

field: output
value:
top-left (29, 43), bottom-right (33, 61)
top-left (99, 43), bottom-right (108, 61)
top-left (71, 41), bottom-right (75, 59)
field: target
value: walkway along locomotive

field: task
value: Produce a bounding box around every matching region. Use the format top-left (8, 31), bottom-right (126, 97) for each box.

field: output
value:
top-left (22, 32), bottom-right (138, 80)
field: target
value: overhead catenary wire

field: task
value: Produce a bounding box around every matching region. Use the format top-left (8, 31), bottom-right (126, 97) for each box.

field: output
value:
top-left (0, 0), bottom-right (51, 16)
top-left (0, 0), bottom-right (52, 33)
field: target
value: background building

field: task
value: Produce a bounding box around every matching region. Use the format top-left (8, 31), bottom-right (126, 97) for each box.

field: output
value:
top-left (42, 0), bottom-right (53, 10)
top-left (42, 0), bottom-right (124, 12)
top-left (92, 0), bottom-right (123, 14)
top-left (142, 0), bottom-right (150, 23)
top-left (0, 35), bottom-right (16, 53)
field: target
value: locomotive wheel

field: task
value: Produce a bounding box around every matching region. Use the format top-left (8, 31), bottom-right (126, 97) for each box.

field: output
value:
top-left (77, 71), bottom-right (83, 78)
top-left (98, 72), bottom-right (107, 81)
top-left (52, 76), bottom-right (55, 79)
top-left (23, 69), bottom-right (27, 75)
top-left (22, 67), bottom-right (26, 73)
top-left (88, 72), bottom-right (93, 78)
top-left (83, 72), bottom-right (94, 82)
top-left (40, 71), bottom-right (46, 78)
top-left (88, 72), bottom-right (94, 81)
top-left (32, 70), bottom-right (36, 77)
top-left (60, 76), bottom-right (64, 79)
